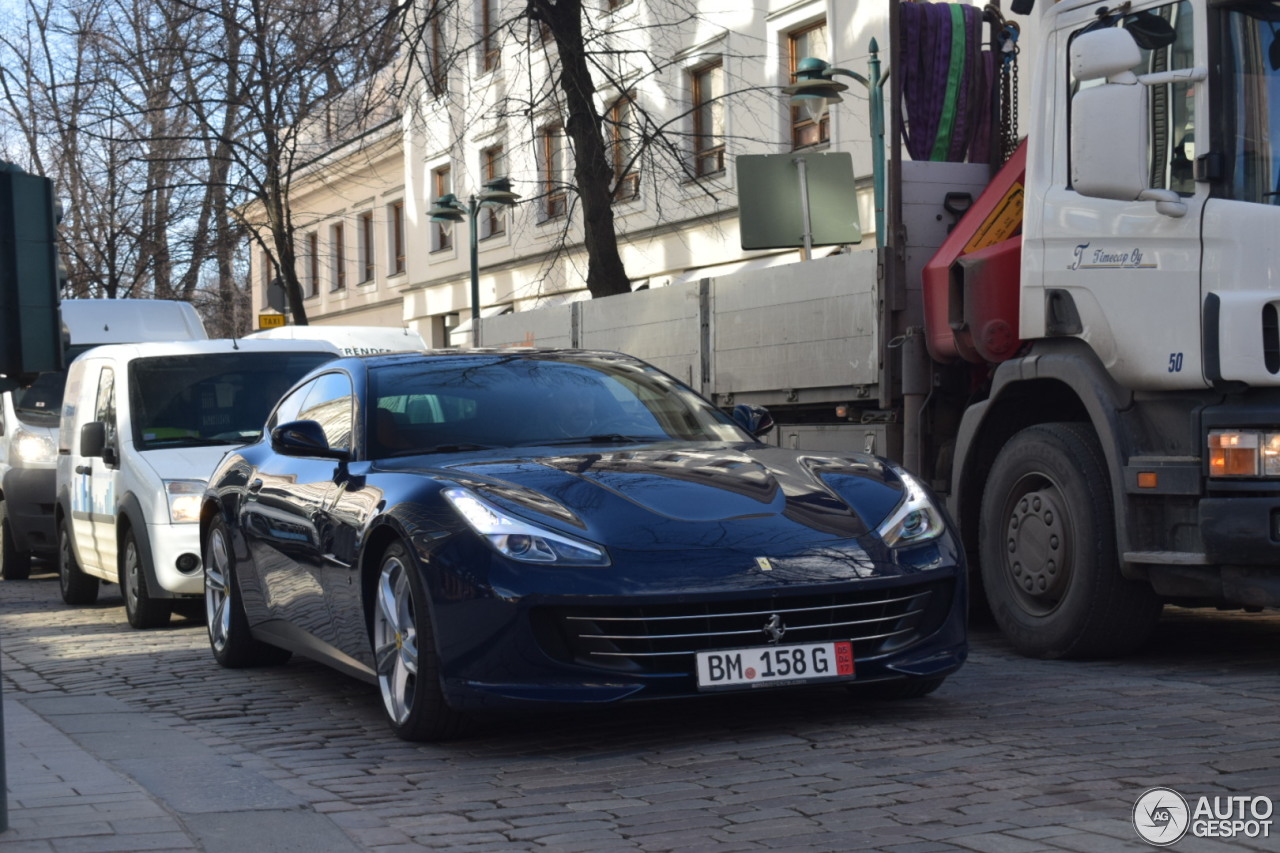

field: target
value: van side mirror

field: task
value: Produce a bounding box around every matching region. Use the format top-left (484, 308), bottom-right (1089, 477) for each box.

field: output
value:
top-left (271, 419), bottom-right (350, 461)
top-left (79, 421), bottom-right (106, 458)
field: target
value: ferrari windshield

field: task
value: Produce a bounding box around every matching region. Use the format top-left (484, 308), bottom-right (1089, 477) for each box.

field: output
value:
top-left (368, 354), bottom-right (747, 457)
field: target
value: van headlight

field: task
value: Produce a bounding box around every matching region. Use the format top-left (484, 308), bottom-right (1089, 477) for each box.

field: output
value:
top-left (877, 470), bottom-right (947, 548)
top-left (164, 480), bottom-right (206, 524)
top-left (443, 486), bottom-right (610, 566)
top-left (13, 428), bottom-right (56, 465)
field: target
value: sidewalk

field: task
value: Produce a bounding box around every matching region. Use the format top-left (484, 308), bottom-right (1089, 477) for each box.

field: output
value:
top-left (2, 693), bottom-right (363, 852)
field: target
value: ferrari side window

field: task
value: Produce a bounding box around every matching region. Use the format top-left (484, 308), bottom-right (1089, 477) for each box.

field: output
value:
top-left (298, 372), bottom-right (355, 451)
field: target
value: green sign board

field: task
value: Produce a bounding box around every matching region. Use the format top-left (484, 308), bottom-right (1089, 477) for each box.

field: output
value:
top-left (737, 152), bottom-right (861, 250)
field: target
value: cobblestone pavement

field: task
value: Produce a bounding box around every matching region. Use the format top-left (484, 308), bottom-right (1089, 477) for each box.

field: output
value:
top-left (2, 567), bottom-right (1279, 852)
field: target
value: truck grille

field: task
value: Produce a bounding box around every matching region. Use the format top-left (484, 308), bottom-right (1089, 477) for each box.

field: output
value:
top-left (537, 580), bottom-right (953, 674)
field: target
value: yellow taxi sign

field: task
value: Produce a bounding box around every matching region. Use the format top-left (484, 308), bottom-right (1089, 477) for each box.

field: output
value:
top-left (258, 313), bottom-right (286, 330)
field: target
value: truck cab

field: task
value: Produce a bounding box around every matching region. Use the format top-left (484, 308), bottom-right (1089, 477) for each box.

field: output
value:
top-left (937, 0), bottom-right (1280, 657)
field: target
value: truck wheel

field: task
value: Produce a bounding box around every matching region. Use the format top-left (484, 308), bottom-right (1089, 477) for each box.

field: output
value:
top-left (59, 518), bottom-right (99, 605)
top-left (1, 499), bottom-right (32, 580)
top-left (121, 528), bottom-right (171, 629)
top-left (204, 516), bottom-right (291, 667)
top-left (979, 422), bottom-right (1161, 659)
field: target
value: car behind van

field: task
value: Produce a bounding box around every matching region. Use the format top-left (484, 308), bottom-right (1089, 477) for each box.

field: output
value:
top-left (55, 338), bottom-right (339, 627)
top-left (1, 299), bottom-right (207, 580)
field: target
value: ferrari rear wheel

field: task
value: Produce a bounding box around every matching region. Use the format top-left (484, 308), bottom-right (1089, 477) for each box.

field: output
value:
top-left (371, 541), bottom-right (467, 742)
top-left (204, 516), bottom-right (291, 667)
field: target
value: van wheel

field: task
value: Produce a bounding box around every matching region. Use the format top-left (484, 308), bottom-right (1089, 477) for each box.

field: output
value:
top-left (122, 528), bottom-right (171, 629)
top-left (59, 518), bottom-right (98, 605)
top-left (979, 422), bottom-right (1162, 659)
top-left (1, 499), bottom-right (32, 580)
top-left (204, 516), bottom-right (291, 667)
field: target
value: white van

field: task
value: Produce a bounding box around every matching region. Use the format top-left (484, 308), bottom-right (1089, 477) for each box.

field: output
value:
top-left (245, 324), bottom-right (428, 356)
top-left (55, 338), bottom-right (339, 627)
top-left (1, 299), bottom-right (207, 580)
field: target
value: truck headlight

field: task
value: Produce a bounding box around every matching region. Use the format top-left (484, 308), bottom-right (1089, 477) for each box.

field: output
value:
top-left (1208, 429), bottom-right (1280, 477)
top-left (13, 428), bottom-right (56, 465)
top-left (164, 480), bottom-right (206, 524)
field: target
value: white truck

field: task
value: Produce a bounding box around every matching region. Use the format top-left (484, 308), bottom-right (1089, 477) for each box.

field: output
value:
top-left (0, 299), bottom-right (207, 579)
top-left (478, 0), bottom-right (1280, 659)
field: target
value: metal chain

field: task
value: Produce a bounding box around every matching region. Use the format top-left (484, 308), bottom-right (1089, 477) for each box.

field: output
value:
top-left (998, 22), bottom-right (1021, 164)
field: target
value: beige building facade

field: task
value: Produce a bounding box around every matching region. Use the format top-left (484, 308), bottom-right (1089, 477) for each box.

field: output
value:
top-left (248, 0), bottom-right (921, 345)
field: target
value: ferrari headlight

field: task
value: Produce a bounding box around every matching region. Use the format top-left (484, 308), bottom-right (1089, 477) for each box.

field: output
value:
top-left (877, 470), bottom-right (946, 548)
top-left (443, 486), bottom-right (610, 567)
top-left (164, 479), bottom-right (206, 524)
top-left (13, 428), bottom-right (56, 465)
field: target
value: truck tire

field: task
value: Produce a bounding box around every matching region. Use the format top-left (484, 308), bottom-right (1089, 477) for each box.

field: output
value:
top-left (979, 422), bottom-right (1161, 659)
top-left (1, 499), bottom-right (33, 580)
top-left (122, 528), bottom-right (171, 629)
top-left (59, 518), bottom-right (99, 605)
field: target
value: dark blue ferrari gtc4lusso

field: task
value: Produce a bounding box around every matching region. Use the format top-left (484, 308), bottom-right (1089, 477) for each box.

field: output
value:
top-left (200, 349), bottom-right (967, 741)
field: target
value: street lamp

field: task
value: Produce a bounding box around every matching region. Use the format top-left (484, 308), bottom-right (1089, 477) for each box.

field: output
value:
top-left (428, 176), bottom-right (522, 347)
top-left (783, 44), bottom-right (885, 249)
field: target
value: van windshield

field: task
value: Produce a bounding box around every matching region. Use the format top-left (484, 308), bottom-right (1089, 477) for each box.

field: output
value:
top-left (129, 351), bottom-right (336, 449)
top-left (13, 371), bottom-right (67, 427)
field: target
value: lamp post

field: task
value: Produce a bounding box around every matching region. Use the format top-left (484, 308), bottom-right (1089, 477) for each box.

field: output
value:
top-left (428, 176), bottom-right (522, 347)
top-left (783, 44), bottom-right (885, 249)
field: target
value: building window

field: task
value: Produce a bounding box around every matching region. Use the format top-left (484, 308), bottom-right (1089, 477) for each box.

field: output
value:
top-left (389, 201), bottom-right (405, 275)
top-left (608, 94), bottom-right (640, 201)
top-left (358, 211), bottom-right (375, 284)
top-left (331, 222), bottom-right (346, 291)
top-left (482, 0), bottom-right (501, 72)
top-left (428, 0), bottom-right (447, 96)
top-left (790, 21), bottom-right (829, 149)
top-left (692, 60), bottom-right (725, 176)
top-left (306, 232), bottom-right (319, 297)
top-left (480, 145), bottom-right (506, 239)
top-left (541, 123), bottom-right (567, 218)
top-left (432, 165), bottom-right (453, 252)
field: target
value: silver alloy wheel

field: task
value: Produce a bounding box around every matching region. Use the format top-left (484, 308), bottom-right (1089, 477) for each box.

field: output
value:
top-left (373, 554), bottom-right (419, 725)
top-left (205, 525), bottom-right (231, 653)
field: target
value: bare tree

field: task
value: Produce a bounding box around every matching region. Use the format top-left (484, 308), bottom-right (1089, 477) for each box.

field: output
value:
top-left (0, 0), bottom-right (398, 327)
top-left (396, 0), bottom-right (779, 300)
top-left (171, 0), bottom-right (400, 324)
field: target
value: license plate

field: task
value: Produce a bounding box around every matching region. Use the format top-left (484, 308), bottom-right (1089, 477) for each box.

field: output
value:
top-left (695, 641), bottom-right (855, 690)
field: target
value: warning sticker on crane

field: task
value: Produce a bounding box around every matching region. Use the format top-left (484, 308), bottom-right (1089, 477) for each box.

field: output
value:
top-left (962, 183), bottom-right (1024, 254)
